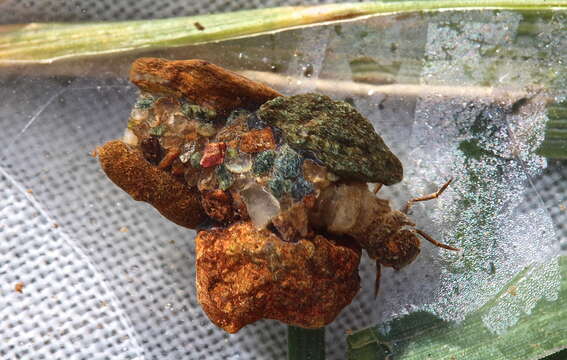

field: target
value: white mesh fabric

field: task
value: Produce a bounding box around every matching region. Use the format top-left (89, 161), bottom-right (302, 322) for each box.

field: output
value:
top-left (0, 0), bottom-right (364, 23)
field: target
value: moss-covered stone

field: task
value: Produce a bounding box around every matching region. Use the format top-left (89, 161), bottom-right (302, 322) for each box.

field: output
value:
top-left (257, 93), bottom-right (403, 185)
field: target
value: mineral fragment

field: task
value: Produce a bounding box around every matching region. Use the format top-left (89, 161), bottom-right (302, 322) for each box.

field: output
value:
top-left (140, 136), bottom-right (163, 165)
top-left (239, 183), bottom-right (281, 228)
top-left (302, 159), bottom-right (331, 190)
top-left (252, 150), bottom-right (276, 175)
top-left (246, 112), bottom-right (268, 129)
top-left (273, 144), bottom-right (302, 179)
top-left (267, 177), bottom-right (293, 199)
top-left (271, 200), bottom-right (313, 242)
top-left (122, 128), bottom-right (139, 146)
top-left (179, 142), bottom-right (198, 163)
top-left (291, 177), bottom-right (314, 200)
top-left (215, 164), bottom-right (234, 191)
top-left (224, 150), bottom-right (253, 174)
top-left (195, 222), bottom-right (361, 333)
top-left (239, 128), bottom-right (276, 153)
top-left (200, 142), bottom-right (226, 168)
top-left (257, 93), bottom-right (403, 184)
top-left (200, 189), bottom-right (241, 223)
top-left (158, 147), bottom-right (180, 170)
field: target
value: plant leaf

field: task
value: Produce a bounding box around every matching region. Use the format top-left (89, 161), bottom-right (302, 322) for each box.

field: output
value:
top-left (1, 1), bottom-right (567, 64)
top-left (537, 101), bottom-right (567, 159)
top-left (347, 257), bottom-right (567, 360)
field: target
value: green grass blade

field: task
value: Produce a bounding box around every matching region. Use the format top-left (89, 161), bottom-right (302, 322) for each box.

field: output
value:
top-left (1, 1), bottom-right (567, 64)
top-left (347, 257), bottom-right (567, 360)
top-left (288, 326), bottom-right (325, 360)
top-left (537, 101), bottom-right (567, 159)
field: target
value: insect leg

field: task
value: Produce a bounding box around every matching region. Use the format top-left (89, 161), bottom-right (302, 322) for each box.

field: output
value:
top-left (415, 229), bottom-right (459, 251)
top-left (402, 178), bottom-right (453, 214)
top-left (374, 261), bottom-right (382, 298)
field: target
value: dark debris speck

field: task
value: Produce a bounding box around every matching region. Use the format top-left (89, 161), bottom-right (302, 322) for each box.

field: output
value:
top-left (246, 113), bottom-right (268, 130)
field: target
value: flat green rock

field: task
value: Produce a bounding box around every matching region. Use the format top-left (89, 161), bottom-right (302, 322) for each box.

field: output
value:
top-left (257, 93), bottom-right (403, 184)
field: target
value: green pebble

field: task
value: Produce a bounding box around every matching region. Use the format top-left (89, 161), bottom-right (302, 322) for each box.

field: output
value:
top-left (134, 96), bottom-right (155, 109)
top-left (149, 124), bottom-right (166, 136)
top-left (182, 103), bottom-right (216, 122)
top-left (291, 177), bottom-right (314, 200)
top-left (190, 152), bottom-right (202, 168)
top-left (227, 147), bottom-right (238, 159)
top-left (215, 164), bottom-right (234, 191)
top-left (252, 150), bottom-right (276, 175)
top-left (273, 144), bottom-right (302, 179)
top-left (267, 177), bottom-right (292, 199)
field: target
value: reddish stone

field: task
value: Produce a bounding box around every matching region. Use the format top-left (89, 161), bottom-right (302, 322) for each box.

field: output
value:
top-left (200, 142), bottom-right (226, 168)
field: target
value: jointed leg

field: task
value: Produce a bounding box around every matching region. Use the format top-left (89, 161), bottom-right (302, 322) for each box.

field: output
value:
top-left (415, 229), bottom-right (459, 251)
top-left (402, 178), bottom-right (453, 214)
top-left (374, 261), bottom-right (382, 298)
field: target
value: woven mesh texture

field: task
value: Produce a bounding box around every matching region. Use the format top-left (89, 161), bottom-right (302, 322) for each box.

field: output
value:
top-left (0, 4), bottom-right (565, 360)
top-left (0, 0), bottom-right (363, 23)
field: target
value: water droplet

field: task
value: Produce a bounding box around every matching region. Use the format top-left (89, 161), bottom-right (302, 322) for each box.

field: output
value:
top-left (302, 64), bottom-right (314, 78)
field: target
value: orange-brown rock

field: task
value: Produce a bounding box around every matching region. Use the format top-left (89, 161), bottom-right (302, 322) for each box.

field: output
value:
top-left (130, 58), bottom-right (282, 116)
top-left (200, 189), bottom-right (249, 224)
top-left (196, 222), bottom-right (361, 333)
top-left (239, 128), bottom-right (277, 153)
top-left (98, 140), bottom-right (207, 229)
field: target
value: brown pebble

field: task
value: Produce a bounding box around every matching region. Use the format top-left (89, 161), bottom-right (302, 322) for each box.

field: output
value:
top-left (196, 222), bottom-right (361, 333)
top-left (129, 58), bottom-right (281, 117)
top-left (14, 282), bottom-right (24, 293)
top-left (239, 128), bottom-right (276, 153)
top-left (200, 190), bottom-right (235, 223)
top-left (98, 140), bottom-right (207, 229)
